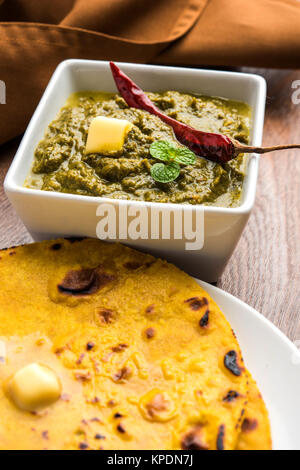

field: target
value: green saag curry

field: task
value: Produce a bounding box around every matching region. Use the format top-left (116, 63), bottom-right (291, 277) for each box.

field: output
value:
top-left (26, 91), bottom-right (251, 207)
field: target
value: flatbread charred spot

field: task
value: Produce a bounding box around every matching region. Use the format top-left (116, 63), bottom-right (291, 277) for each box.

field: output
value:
top-left (184, 296), bottom-right (208, 311)
top-left (107, 399), bottom-right (117, 407)
top-left (74, 370), bottom-right (92, 382)
top-left (42, 430), bottom-right (49, 440)
top-left (58, 266), bottom-right (115, 296)
top-left (0, 244), bottom-right (18, 252)
top-left (223, 390), bottom-right (240, 402)
top-left (50, 243), bottom-right (62, 251)
top-left (96, 308), bottom-right (115, 324)
top-left (145, 304), bottom-right (155, 315)
top-left (114, 419), bottom-right (132, 441)
top-left (146, 394), bottom-right (167, 418)
top-left (124, 261), bottom-right (143, 270)
top-left (54, 344), bottom-right (69, 356)
top-left (76, 353), bottom-right (85, 365)
top-left (216, 424), bottom-right (225, 450)
top-left (116, 423), bottom-right (126, 434)
top-left (124, 260), bottom-right (154, 270)
top-left (64, 237), bottom-right (85, 243)
top-left (78, 441), bottom-right (89, 450)
top-left (224, 350), bottom-right (243, 376)
top-left (199, 309), bottom-right (210, 328)
top-left (181, 426), bottom-right (209, 450)
top-left (231, 328), bottom-right (237, 339)
top-left (145, 327), bottom-right (155, 339)
top-left (90, 397), bottom-right (100, 405)
top-left (111, 343), bottom-right (128, 353)
top-left (235, 407), bottom-right (246, 430)
top-left (139, 390), bottom-right (176, 422)
top-left (112, 366), bottom-right (132, 383)
top-left (241, 418), bottom-right (258, 433)
top-left (86, 341), bottom-right (95, 351)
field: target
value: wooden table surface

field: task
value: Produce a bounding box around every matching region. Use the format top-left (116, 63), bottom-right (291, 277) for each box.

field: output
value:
top-left (0, 68), bottom-right (299, 342)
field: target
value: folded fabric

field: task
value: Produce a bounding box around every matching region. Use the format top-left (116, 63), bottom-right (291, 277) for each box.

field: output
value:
top-left (1, 0), bottom-right (300, 146)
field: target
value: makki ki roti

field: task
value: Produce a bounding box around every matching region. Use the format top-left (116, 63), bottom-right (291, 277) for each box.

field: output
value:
top-left (0, 238), bottom-right (270, 450)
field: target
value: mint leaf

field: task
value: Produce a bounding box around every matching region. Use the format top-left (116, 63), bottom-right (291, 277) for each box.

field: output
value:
top-left (150, 140), bottom-right (175, 162)
top-left (174, 147), bottom-right (196, 165)
top-left (151, 162), bottom-right (180, 183)
top-left (149, 140), bottom-right (196, 183)
top-left (150, 140), bottom-right (197, 166)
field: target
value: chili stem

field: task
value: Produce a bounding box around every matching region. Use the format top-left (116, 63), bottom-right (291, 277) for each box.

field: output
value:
top-left (234, 142), bottom-right (300, 157)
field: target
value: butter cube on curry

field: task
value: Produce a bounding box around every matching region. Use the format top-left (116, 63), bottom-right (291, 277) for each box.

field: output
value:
top-left (6, 363), bottom-right (61, 411)
top-left (85, 116), bottom-right (133, 154)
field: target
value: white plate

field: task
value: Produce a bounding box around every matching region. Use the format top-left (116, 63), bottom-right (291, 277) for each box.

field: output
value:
top-left (197, 280), bottom-right (300, 450)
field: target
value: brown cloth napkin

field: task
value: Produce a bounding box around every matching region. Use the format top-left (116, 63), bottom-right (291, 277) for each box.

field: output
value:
top-left (1, 0), bottom-right (300, 146)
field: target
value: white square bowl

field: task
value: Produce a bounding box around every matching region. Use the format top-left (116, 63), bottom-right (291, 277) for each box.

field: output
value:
top-left (4, 60), bottom-right (266, 282)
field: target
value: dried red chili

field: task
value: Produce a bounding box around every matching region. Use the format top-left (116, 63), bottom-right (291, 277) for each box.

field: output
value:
top-left (110, 62), bottom-right (300, 164)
